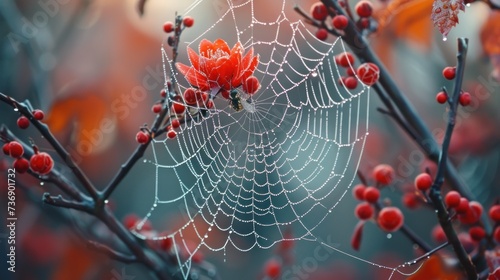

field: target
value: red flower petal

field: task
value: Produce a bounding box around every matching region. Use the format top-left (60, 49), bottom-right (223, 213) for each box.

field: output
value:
top-left (215, 57), bottom-right (234, 90)
top-left (176, 63), bottom-right (210, 91)
top-left (237, 55), bottom-right (259, 84)
top-left (213, 39), bottom-right (231, 55)
top-left (187, 47), bottom-right (200, 71)
top-left (199, 39), bottom-right (214, 58)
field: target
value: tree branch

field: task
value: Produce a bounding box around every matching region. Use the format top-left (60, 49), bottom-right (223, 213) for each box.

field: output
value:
top-left (87, 240), bottom-right (138, 264)
top-left (428, 38), bottom-right (477, 280)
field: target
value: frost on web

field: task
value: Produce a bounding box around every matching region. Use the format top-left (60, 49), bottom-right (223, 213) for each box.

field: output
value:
top-left (138, 0), bottom-right (372, 278)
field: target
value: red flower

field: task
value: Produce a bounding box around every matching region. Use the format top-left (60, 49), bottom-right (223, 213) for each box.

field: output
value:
top-left (176, 39), bottom-right (259, 92)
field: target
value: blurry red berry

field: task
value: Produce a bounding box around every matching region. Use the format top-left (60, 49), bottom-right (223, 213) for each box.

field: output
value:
top-left (489, 205), bottom-right (500, 222)
top-left (163, 21), bottom-right (174, 33)
top-left (167, 130), bottom-right (177, 139)
top-left (183, 16), bottom-right (194, 28)
top-left (459, 206), bottom-right (480, 225)
top-left (358, 18), bottom-right (371, 29)
top-left (152, 104), bottom-right (162, 114)
top-left (8, 141), bottom-right (24, 158)
top-left (372, 164), bottom-right (394, 185)
top-left (310, 2), bottom-right (328, 21)
top-left (29, 152), bottom-right (54, 175)
top-left (494, 227), bottom-right (500, 243)
top-left (378, 207), bottom-right (404, 232)
top-left (459, 92), bottom-right (471, 106)
top-left (265, 259), bottom-right (281, 278)
top-left (2, 143), bottom-right (10, 155)
top-left (337, 52), bottom-right (355, 68)
top-left (431, 225), bottom-right (447, 243)
top-left (469, 201), bottom-right (483, 218)
top-left (357, 63), bottom-right (380, 86)
top-left (171, 119), bottom-right (180, 129)
top-left (243, 76), bottom-right (260, 95)
top-left (468, 226), bottom-right (485, 242)
top-left (160, 236), bottom-right (173, 251)
top-left (363, 186), bottom-right (380, 203)
top-left (192, 251), bottom-right (203, 263)
top-left (316, 28), bottom-right (328, 41)
top-left (160, 89), bottom-right (167, 98)
top-left (344, 76), bottom-right (358, 89)
top-left (123, 214), bottom-right (140, 229)
top-left (442, 66), bottom-right (456, 80)
top-left (455, 197), bottom-right (470, 214)
top-left (32, 109), bottom-right (45, 121)
top-left (355, 1), bottom-right (373, 17)
top-left (346, 67), bottom-right (356, 76)
top-left (172, 102), bottom-right (186, 115)
top-left (136, 131), bottom-right (149, 144)
top-left (17, 116), bottom-right (30, 129)
top-left (355, 202), bottom-right (374, 220)
top-left (402, 192), bottom-right (420, 209)
top-left (436, 91), bottom-right (448, 104)
top-left (352, 184), bottom-right (366, 200)
top-left (444, 191), bottom-right (461, 208)
top-left (332, 15), bottom-right (348, 30)
top-left (414, 173), bottom-right (433, 191)
top-left (13, 158), bottom-right (29, 173)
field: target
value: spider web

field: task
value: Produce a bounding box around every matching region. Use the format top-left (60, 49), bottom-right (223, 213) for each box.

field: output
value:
top-left (132, 1), bottom-right (419, 279)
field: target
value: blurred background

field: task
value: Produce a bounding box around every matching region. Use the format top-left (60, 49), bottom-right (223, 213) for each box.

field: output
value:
top-left (1, 0), bottom-right (499, 279)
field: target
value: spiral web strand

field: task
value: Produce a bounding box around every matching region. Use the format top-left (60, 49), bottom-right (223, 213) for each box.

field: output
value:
top-left (132, 1), bottom-right (423, 279)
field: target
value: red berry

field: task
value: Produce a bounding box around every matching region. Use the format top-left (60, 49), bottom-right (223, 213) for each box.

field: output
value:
top-left (8, 141), bottom-right (24, 158)
top-left (357, 63), bottom-right (380, 86)
top-left (494, 227), bottom-right (500, 243)
top-left (352, 184), bottom-right (366, 200)
top-left (459, 207), bottom-right (480, 225)
top-left (160, 89), bottom-right (167, 98)
top-left (152, 104), bottom-right (162, 114)
top-left (17, 116), bottom-right (30, 129)
top-left (442, 66), bottom-right (456, 80)
top-left (468, 226), bottom-right (485, 242)
top-left (136, 131), bottom-right (149, 144)
top-left (337, 52), bottom-right (355, 68)
top-left (172, 102), bottom-right (186, 115)
top-left (344, 76), bottom-right (358, 89)
top-left (469, 201), bottom-right (483, 218)
top-left (402, 192), bottom-right (420, 209)
top-left (160, 236), bottom-right (173, 251)
top-left (363, 186), bottom-right (380, 203)
top-left (414, 173), bottom-right (433, 191)
top-left (192, 251), bottom-right (203, 263)
top-left (431, 225), bottom-right (447, 243)
top-left (171, 119), bottom-right (180, 129)
top-left (163, 21), bottom-right (174, 33)
top-left (459, 92), bottom-right (471, 106)
top-left (123, 214), bottom-right (139, 229)
top-left (489, 205), bottom-right (500, 222)
top-left (436, 91), bottom-right (448, 104)
top-left (32, 109), bottom-right (44, 121)
top-left (355, 1), bottom-right (373, 18)
top-left (29, 152), bottom-right (54, 175)
top-left (220, 89), bottom-right (230, 100)
top-left (378, 207), bottom-right (404, 232)
top-left (2, 143), bottom-right (10, 155)
top-left (444, 191), bottom-right (461, 208)
top-left (372, 164), bottom-right (394, 185)
top-left (13, 158), bottom-right (29, 173)
top-left (455, 197), bottom-right (470, 214)
top-left (310, 2), bottom-right (328, 21)
top-left (332, 15), bottom-right (348, 30)
top-left (355, 202), bottom-right (374, 220)
top-left (167, 130), bottom-right (177, 139)
top-left (265, 259), bottom-right (281, 278)
top-left (183, 88), bottom-right (198, 105)
top-left (206, 100), bottom-right (214, 109)
top-left (243, 76), bottom-right (260, 95)
top-left (316, 28), bottom-right (328, 41)
top-left (183, 16), bottom-right (194, 28)
top-left (346, 67), bottom-right (356, 76)
top-left (358, 18), bottom-right (371, 29)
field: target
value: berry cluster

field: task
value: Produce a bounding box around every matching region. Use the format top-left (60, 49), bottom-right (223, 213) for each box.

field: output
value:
top-left (435, 66), bottom-right (471, 106)
top-left (2, 141), bottom-right (54, 175)
top-left (334, 51), bottom-right (380, 89)
top-left (309, 1), bottom-right (374, 42)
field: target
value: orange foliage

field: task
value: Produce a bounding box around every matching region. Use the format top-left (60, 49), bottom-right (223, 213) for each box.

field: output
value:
top-left (481, 11), bottom-right (500, 55)
top-left (407, 255), bottom-right (462, 280)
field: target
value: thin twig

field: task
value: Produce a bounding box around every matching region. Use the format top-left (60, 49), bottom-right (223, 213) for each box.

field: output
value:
top-left (43, 193), bottom-right (94, 214)
top-left (428, 38), bottom-right (477, 280)
top-left (87, 241), bottom-right (138, 264)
